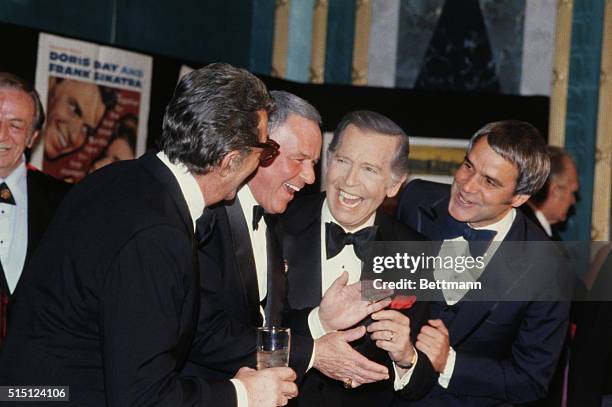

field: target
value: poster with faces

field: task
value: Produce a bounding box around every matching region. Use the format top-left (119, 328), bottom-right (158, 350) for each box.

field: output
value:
top-left (31, 33), bottom-right (152, 183)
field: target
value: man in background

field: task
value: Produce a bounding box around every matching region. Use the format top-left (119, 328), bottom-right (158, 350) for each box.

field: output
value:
top-left (0, 72), bottom-right (70, 342)
top-left (522, 145), bottom-right (579, 240)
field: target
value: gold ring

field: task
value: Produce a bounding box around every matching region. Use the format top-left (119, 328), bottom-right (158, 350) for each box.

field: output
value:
top-left (343, 378), bottom-right (352, 389)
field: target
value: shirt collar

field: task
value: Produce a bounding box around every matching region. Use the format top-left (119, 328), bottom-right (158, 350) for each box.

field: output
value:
top-left (322, 197), bottom-right (376, 232)
top-left (470, 208), bottom-right (516, 242)
top-left (534, 209), bottom-right (553, 237)
top-left (156, 151), bottom-right (205, 231)
top-left (1, 156), bottom-right (27, 207)
top-left (238, 185), bottom-right (259, 227)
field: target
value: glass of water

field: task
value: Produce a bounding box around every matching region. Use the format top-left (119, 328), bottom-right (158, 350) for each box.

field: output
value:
top-left (256, 326), bottom-right (291, 369)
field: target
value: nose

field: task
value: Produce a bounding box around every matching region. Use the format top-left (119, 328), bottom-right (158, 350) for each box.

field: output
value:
top-left (344, 164), bottom-right (360, 187)
top-left (0, 121), bottom-right (8, 142)
top-left (461, 173), bottom-right (479, 194)
top-left (300, 163), bottom-right (316, 185)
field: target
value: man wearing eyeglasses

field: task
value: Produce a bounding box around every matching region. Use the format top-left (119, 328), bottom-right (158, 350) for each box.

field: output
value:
top-left (1, 64), bottom-right (298, 407)
top-left (185, 91), bottom-right (392, 390)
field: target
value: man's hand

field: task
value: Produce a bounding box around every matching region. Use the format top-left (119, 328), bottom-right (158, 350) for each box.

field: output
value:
top-left (416, 319), bottom-right (450, 373)
top-left (313, 326), bottom-right (389, 388)
top-left (319, 271), bottom-right (392, 332)
top-left (235, 366), bottom-right (298, 407)
top-left (367, 310), bottom-right (415, 367)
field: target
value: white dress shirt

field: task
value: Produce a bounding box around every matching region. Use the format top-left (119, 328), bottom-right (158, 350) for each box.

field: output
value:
top-left (237, 186), bottom-right (268, 302)
top-left (308, 199), bottom-right (417, 389)
top-left (534, 209), bottom-right (553, 237)
top-left (0, 157), bottom-right (28, 294)
top-left (436, 208), bottom-right (516, 388)
top-left (156, 152), bottom-right (205, 232)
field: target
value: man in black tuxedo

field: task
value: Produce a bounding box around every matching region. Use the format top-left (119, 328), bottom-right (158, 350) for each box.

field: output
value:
top-left (396, 120), bottom-right (570, 406)
top-left (0, 72), bottom-right (70, 342)
top-left (521, 146), bottom-right (583, 407)
top-left (522, 146), bottom-right (579, 241)
top-left (0, 64), bottom-right (298, 407)
top-left (277, 111), bottom-right (438, 406)
top-left (185, 92), bottom-right (392, 388)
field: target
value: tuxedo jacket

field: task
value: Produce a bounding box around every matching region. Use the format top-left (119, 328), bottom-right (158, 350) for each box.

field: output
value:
top-left (0, 168), bottom-right (70, 300)
top-left (183, 196), bottom-right (314, 381)
top-left (0, 153), bottom-right (236, 407)
top-left (519, 204), bottom-right (561, 241)
top-left (395, 179), bottom-right (570, 406)
top-left (275, 192), bottom-right (438, 407)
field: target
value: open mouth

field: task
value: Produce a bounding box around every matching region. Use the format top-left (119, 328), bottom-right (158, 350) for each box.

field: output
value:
top-left (283, 182), bottom-right (301, 194)
top-left (55, 128), bottom-right (70, 149)
top-left (338, 189), bottom-right (363, 208)
top-left (456, 192), bottom-right (477, 207)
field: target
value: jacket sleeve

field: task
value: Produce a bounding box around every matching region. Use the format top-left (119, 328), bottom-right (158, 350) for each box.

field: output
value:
top-left (101, 225), bottom-right (237, 407)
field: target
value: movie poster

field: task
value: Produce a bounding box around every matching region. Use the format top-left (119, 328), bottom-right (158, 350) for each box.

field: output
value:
top-left (31, 33), bottom-right (152, 182)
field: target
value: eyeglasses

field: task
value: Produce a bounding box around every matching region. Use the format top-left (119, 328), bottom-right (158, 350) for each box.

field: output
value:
top-left (249, 139), bottom-right (280, 167)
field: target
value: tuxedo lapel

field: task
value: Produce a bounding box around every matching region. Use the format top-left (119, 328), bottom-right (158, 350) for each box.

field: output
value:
top-left (226, 198), bottom-right (262, 325)
top-left (0, 261), bottom-right (9, 297)
top-left (418, 195), bottom-right (448, 241)
top-left (284, 194), bottom-right (324, 310)
top-left (265, 215), bottom-right (284, 326)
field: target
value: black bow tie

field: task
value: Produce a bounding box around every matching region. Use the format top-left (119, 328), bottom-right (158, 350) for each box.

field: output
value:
top-left (325, 221), bottom-right (378, 261)
top-left (252, 205), bottom-right (265, 230)
top-left (0, 183), bottom-right (15, 205)
top-left (440, 216), bottom-right (496, 257)
top-left (195, 208), bottom-right (217, 247)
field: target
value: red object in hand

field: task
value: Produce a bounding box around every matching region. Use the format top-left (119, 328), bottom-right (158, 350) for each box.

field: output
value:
top-left (389, 295), bottom-right (416, 310)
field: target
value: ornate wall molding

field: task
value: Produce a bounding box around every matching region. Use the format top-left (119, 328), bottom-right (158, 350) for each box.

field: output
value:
top-left (271, 0), bottom-right (291, 78)
top-left (351, 0), bottom-right (370, 85)
top-left (309, 0), bottom-right (328, 83)
top-left (592, 0), bottom-right (612, 240)
top-left (549, 0), bottom-right (573, 147)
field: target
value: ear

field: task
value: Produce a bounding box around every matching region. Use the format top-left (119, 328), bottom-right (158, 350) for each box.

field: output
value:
top-left (510, 193), bottom-right (530, 208)
top-left (386, 174), bottom-right (408, 198)
top-left (217, 150), bottom-right (243, 177)
top-left (548, 181), bottom-right (562, 198)
top-left (26, 130), bottom-right (40, 149)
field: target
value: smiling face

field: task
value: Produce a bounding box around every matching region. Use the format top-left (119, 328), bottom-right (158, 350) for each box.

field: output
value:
top-left (43, 79), bottom-right (106, 160)
top-left (0, 88), bottom-right (38, 178)
top-left (325, 125), bottom-right (405, 230)
top-left (248, 113), bottom-right (322, 213)
top-left (448, 136), bottom-right (530, 228)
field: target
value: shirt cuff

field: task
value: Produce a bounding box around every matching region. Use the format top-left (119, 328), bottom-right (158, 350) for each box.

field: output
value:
top-left (438, 347), bottom-right (456, 388)
top-left (307, 307), bottom-right (328, 340)
top-left (307, 341), bottom-right (316, 370)
top-left (393, 351), bottom-right (418, 390)
top-left (230, 379), bottom-right (248, 407)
